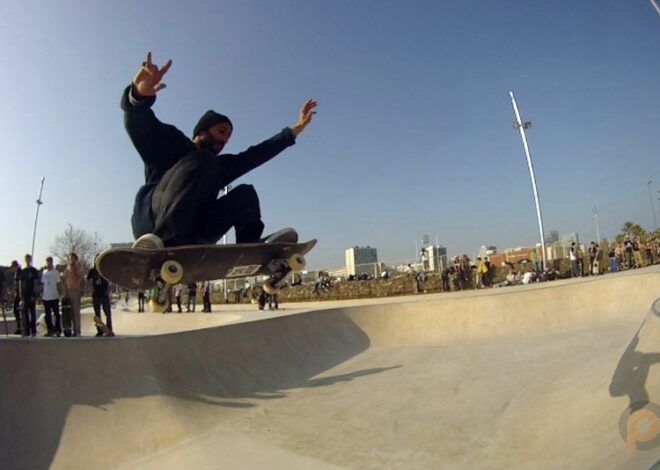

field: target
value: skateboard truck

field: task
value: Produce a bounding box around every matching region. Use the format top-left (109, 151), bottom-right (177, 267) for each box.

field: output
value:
top-left (149, 259), bottom-right (184, 313)
top-left (262, 253), bottom-right (306, 295)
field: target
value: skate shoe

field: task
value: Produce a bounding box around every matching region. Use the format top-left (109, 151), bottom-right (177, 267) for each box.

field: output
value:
top-left (261, 228), bottom-right (298, 244)
top-left (132, 233), bottom-right (164, 250)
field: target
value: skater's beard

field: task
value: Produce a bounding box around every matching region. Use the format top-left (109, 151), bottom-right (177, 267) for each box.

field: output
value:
top-left (197, 135), bottom-right (226, 154)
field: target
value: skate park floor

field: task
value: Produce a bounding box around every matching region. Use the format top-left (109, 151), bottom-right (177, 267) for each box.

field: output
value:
top-left (2, 268), bottom-right (660, 469)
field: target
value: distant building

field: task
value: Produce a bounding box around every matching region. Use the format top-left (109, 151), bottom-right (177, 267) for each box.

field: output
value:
top-left (486, 232), bottom-right (581, 268)
top-left (477, 245), bottom-right (497, 260)
top-left (489, 247), bottom-right (534, 266)
top-left (546, 232), bottom-right (580, 261)
top-left (325, 267), bottom-right (347, 279)
top-left (545, 230), bottom-right (560, 244)
top-left (420, 245), bottom-right (448, 272)
top-left (345, 246), bottom-right (378, 277)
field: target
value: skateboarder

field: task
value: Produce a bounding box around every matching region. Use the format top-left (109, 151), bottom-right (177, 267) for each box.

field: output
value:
top-left (122, 52), bottom-right (317, 250)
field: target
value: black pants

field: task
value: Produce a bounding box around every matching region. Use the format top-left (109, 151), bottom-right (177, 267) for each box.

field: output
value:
top-left (21, 296), bottom-right (36, 336)
top-left (13, 295), bottom-right (21, 329)
top-left (93, 296), bottom-right (113, 333)
top-left (150, 155), bottom-right (264, 246)
top-left (43, 299), bottom-right (61, 334)
top-left (203, 292), bottom-right (211, 312)
top-left (441, 278), bottom-right (450, 292)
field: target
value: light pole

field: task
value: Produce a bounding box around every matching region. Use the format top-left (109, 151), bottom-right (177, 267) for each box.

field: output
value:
top-left (648, 181), bottom-right (657, 230)
top-left (592, 206), bottom-right (601, 244)
top-left (222, 185), bottom-right (231, 303)
top-left (31, 177), bottom-right (45, 259)
top-left (509, 91), bottom-right (547, 271)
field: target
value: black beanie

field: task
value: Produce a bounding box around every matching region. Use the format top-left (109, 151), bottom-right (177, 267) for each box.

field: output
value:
top-left (193, 110), bottom-right (233, 137)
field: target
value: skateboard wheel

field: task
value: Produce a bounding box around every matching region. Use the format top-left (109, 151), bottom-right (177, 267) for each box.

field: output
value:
top-left (262, 281), bottom-right (277, 295)
top-left (161, 260), bottom-right (183, 284)
top-left (288, 253), bottom-right (306, 272)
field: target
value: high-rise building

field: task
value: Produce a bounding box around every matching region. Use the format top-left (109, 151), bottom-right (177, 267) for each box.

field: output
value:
top-left (345, 246), bottom-right (378, 276)
top-left (421, 245), bottom-right (448, 272)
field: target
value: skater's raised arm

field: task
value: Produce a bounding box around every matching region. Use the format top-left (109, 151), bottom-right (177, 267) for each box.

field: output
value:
top-left (217, 99), bottom-right (318, 185)
top-left (289, 99), bottom-right (318, 137)
top-left (121, 52), bottom-right (193, 170)
top-left (131, 52), bottom-right (172, 98)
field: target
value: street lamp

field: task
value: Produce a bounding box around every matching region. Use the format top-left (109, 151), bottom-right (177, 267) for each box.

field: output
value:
top-left (592, 206), bottom-right (601, 243)
top-left (509, 91), bottom-right (547, 271)
top-left (31, 177), bottom-right (45, 259)
top-left (648, 181), bottom-right (657, 230)
top-left (222, 185), bottom-right (232, 302)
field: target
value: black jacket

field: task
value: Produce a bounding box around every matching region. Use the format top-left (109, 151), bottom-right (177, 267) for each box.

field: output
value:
top-left (121, 86), bottom-right (296, 237)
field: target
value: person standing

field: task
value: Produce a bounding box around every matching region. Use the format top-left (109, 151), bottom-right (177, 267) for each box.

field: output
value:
top-left (137, 291), bottom-right (145, 312)
top-left (173, 284), bottom-right (183, 313)
top-left (614, 243), bottom-right (624, 271)
top-left (440, 266), bottom-right (451, 292)
top-left (87, 262), bottom-right (114, 337)
top-left (186, 282), bottom-right (197, 312)
top-left (202, 280), bottom-right (211, 313)
top-left (62, 252), bottom-right (83, 337)
top-left (19, 254), bottom-right (40, 337)
top-left (633, 237), bottom-right (643, 269)
top-left (624, 238), bottom-right (635, 269)
top-left (569, 243), bottom-right (580, 278)
top-left (645, 238), bottom-right (655, 266)
top-left (40, 256), bottom-right (62, 337)
top-left (476, 257), bottom-right (487, 289)
top-left (10, 261), bottom-right (22, 335)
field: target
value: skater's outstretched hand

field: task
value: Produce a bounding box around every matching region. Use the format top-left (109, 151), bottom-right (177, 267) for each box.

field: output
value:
top-left (290, 99), bottom-right (318, 137)
top-left (132, 52), bottom-right (173, 97)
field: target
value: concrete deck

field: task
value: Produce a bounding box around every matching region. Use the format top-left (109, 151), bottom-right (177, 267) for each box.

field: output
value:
top-left (1, 268), bottom-right (660, 469)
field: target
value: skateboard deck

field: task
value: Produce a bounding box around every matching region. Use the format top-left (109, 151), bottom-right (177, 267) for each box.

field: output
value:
top-left (61, 297), bottom-right (72, 337)
top-left (96, 239), bottom-right (317, 291)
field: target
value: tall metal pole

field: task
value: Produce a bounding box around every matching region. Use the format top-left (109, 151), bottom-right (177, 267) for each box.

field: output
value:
top-left (652, 0), bottom-right (660, 16)
top-left (592, 206), bottom-right (601, 243)
top-left (222, 185), bottom-right (231, 303)
top-left (31, 177), bottom-right (45, 259)
top-left (648, 181), bottom-right (657, 230)
top-left (509, 92), bottom-right (547, 271)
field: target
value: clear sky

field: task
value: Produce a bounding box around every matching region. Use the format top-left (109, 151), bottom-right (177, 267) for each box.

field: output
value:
top-left (1, 0), bottom-right (659, 269)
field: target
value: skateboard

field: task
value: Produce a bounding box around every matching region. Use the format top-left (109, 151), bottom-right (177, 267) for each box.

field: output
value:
top-left (96, 239), bottom-right (317, 312)
top-left (61, 297), bottom-right (72, 337)
top-left (93, 316), bottom-right (112, 336)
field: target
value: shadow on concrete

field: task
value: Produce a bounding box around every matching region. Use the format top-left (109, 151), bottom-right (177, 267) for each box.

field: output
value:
top-left (609, 312), bottom-right (660, 411)
top-left (0, 309), bottom-right (379, 469)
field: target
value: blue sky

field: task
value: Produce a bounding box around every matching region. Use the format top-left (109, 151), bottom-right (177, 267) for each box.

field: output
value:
top-left (1, 0), bottom-right (659, 269)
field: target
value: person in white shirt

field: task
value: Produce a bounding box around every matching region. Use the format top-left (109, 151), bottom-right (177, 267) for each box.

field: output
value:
top-left (40, 256), bottom-right (62, 337)
top-left (174, 284), bottom-right (183, 313)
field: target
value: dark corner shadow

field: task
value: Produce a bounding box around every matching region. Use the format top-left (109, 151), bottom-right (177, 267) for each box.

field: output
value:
top-left (609, 315), bottom-right (660, 411)
top-left (0, 308), bottom-right (374, 469)
top-left (303, 365), bottom-right (402, 388)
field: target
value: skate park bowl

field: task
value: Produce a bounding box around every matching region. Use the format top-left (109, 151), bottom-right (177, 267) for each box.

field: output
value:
top-left (1, 268), bottom-right (660, 469)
